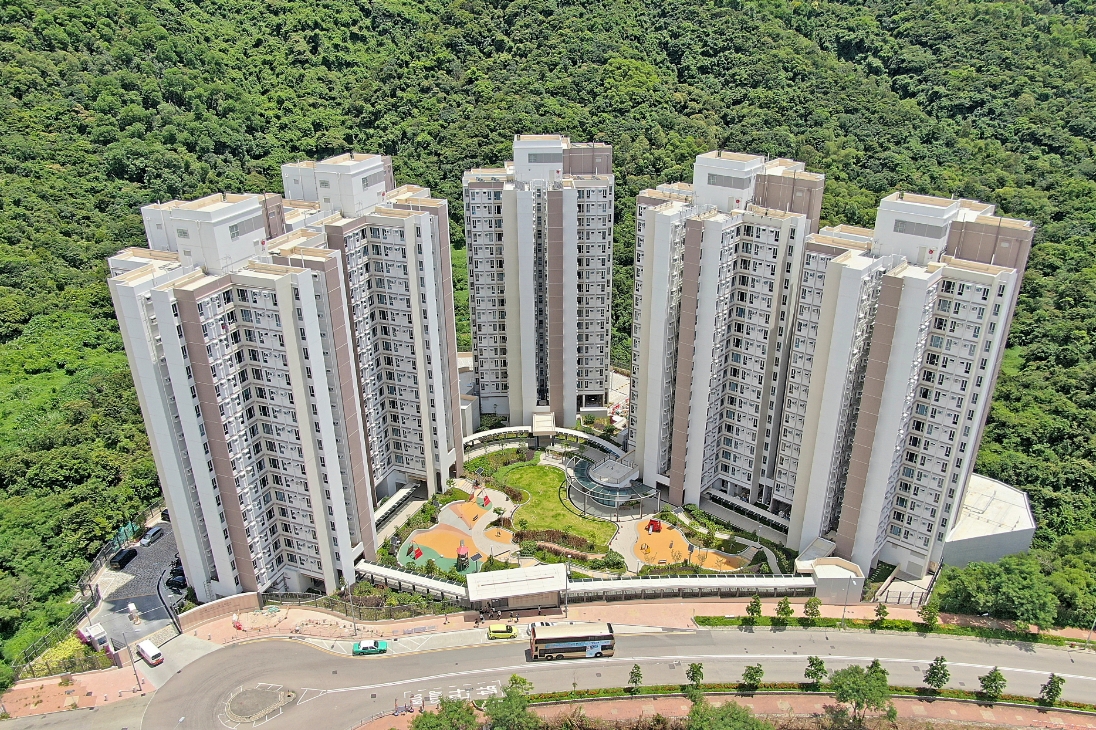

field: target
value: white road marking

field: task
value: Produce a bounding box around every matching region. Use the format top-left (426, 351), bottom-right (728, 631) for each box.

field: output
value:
top-left (297, 653), bottom-right (1096, 700)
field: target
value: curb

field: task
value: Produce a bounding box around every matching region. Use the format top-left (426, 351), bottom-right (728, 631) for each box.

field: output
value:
top-left (694, 623), bottom-right (1089, 653)
top-left (529, 690), bottom-right (1096, 719)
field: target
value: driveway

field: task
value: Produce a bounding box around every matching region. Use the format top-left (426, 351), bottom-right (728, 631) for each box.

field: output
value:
top-left (90, 520), bottom-right (179, 647)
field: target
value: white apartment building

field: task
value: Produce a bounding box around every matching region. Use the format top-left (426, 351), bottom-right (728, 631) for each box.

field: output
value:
top-left (109, 154), bottom-right (464, 601)
top-left (109, 193), bottom-right (374, 600)
top-left (462, 135), bottom-right (615, 428)
top-left (629, 152), bottom-right (1033, 578)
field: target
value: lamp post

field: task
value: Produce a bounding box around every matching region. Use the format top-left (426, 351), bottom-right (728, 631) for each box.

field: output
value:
top-left (840, 575), bottom-right (854, 630)
top-left (121, 631), bottom-right (142, 691)
top-left (1086, 611), bottom-right (1096, 651)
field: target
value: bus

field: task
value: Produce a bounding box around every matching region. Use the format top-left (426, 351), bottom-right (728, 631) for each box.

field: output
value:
top-left (529, 622), bottom-right (614, 661)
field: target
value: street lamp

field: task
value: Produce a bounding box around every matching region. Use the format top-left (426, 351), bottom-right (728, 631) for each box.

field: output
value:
top-left (120, 631), bottom-right (142, 691)
top-left (1086, 611), bottom-right (1096, 652)
top-left (840, 575), bottom-right (854, 630)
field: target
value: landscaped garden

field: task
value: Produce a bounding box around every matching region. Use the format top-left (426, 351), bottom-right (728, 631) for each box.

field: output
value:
top-left (504, 464), bottom-right (618, 550)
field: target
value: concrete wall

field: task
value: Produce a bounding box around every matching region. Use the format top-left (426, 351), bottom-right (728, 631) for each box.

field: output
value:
top-left (178, 592), bottom-right (261, 632)
top-left (942, 528), bottom-right (1035, 569)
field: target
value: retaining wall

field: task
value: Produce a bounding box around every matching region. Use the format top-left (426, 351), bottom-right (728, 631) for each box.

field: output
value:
top-left (178, 592), bottom-right (261, 631)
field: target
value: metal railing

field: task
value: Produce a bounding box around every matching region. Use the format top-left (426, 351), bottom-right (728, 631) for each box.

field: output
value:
top-left (14, 585), bottom-right (101, 668)
top-left (876, 589), bottom-right (931, 607)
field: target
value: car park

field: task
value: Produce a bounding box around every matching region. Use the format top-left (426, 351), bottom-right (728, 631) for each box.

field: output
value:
top-left (352, 640), bottom-right (388, 656)
top-left (109, 548), bottom-right (138, 570)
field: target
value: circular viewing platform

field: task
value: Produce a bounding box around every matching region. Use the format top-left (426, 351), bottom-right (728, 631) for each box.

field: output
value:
top-left (569, 456), bottom-right (655, 509)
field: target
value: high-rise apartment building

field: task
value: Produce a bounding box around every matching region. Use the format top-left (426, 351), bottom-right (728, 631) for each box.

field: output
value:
top-left (462, 135), bottom-right (615, 428)
top-left (109, 153), bottom-right (463, 601)
top-left (628, 152), bottom-right (1033, 578)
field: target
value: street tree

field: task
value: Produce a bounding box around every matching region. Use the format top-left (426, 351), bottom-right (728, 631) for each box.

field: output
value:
top-left (978, 667), bottom-right (1007, 702)
top-left (628, 664), bottom-right (643, 695)
top-left (1040, 674), bottom-right (1065, 706)
top-left (686, 662), bottom-right (705, 690)
top-left (803, 597), bottom-right (822, 624)
top-left (918, 602), bottom-right (939, 631)
top-left (830, 661), bottom-right (894, 726)
top-left (804, 656), bottom-right (826, 687)
top-left (412, 698), bottom-right (477, 730)
top-left (923, 656), bottom-right (950, 693)
top-left (775, 597), bottom-right (794, 624)
top-left (484, 675), bottom-right (539, 730)
top-left (686, 697), bottom-right (775, 730)
top-left (874, 603), bottom-right (888, 624)
top-left (746, 595), bottom-right (762, 621)
top-left (741, 664), bottom-right (764, 689)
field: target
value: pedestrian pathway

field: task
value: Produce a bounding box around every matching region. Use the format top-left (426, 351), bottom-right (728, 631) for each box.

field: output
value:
top-left (676, 509), bottom-right (781, 574)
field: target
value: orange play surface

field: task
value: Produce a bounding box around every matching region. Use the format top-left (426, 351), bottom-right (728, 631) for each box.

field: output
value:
top-left (483, 527), bottom-right (514, 546)
top-left (414, 524), bottom-right (472, 558)
top-left (449, 501), bottom-right (488, 529)
top-left (633, 521), bottom-right (747, 571)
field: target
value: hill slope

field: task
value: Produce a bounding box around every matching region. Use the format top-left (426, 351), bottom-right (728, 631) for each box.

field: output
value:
top-left (3, 0), bottom-right (1096, 663)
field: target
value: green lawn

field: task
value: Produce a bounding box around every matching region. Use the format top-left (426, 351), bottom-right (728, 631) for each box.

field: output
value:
top-left (505, 465), bottom-right (618, 549)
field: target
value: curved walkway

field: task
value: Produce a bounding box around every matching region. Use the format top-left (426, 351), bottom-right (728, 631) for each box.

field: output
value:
top-left (677, 509), bottom-right (782, 574)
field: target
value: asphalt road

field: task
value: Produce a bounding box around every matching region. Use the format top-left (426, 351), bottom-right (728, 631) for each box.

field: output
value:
top-left (129, 627), bottom-right (1096, 730)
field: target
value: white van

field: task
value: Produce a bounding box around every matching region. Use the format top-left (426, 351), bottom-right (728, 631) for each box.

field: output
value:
top-left (136, 640), bottom-right (163, 666)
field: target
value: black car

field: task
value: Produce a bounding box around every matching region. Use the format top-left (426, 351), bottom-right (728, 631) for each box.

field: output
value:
top-left (169, 565), bottom-right (186, 578)
top-left (160, 509), bottom-right (170, 522)
top-left (109, 548), bottom-right (138, 571)
top-left (165, 575), bottom-right (187, 591)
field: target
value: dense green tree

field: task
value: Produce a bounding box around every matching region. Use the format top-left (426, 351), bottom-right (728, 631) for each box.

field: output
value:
top-left (411, 698), bottom-right (478, 730)
top-left (803, 597), bottom-right (822, 624)
top-left (804, 656), bottom-right (827, 688)
top-left (740, 664), bottom-right (764, 689)
top-left (484, 675), bottom-right (539, 730)
top-left (1040, 673), bottom-right (1065, 706)
top-left (830, 661), bottom-right (895, 727)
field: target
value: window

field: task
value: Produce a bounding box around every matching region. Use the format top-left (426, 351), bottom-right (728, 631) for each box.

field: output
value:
top-left (319, 180), bottom-right (330, 188)
top-left (229, 223), bottom-right (240, 240)
top-left (176, 228), bottom-right (190, 239)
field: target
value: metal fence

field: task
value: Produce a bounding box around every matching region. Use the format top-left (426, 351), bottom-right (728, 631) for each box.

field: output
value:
top-left (876, 589), bottom-right (932, 607)
top-left (13, 651), bottom-right (116, 682)
top-left (15, 584), bottom-right (102, 668)
top-left (260, 592), bottom-right (465, 622)
top-left (76, 500), bottom-right (166, 595)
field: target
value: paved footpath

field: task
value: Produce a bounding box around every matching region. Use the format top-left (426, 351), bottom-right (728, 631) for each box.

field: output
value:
top-left (362, 694), bottom-right (1096, 730)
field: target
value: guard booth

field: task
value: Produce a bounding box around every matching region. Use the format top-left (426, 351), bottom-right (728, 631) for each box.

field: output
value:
top-left (466, 564), bottom-right (568, 611)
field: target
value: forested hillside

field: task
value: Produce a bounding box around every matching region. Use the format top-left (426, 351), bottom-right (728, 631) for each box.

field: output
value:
top-left (3, 0), bottom-right (1096, 660)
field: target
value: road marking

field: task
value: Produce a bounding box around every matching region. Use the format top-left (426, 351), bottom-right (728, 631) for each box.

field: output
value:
top-left (297, 653), bottom-right (1096, 701)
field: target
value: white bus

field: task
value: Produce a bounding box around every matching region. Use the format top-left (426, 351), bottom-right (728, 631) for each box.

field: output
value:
top-left (529, 622), bottom-right (614, 661)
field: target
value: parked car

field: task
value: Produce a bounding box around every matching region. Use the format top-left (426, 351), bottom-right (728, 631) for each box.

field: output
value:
top-left (109, 548), bottom-right (138, 571)
top-left (160, 509), bottom-right (170, 522)
top-left (169, 565), bottom-right (186, 578)
top-left (136, 640), bottom-right (163, 666)
top-left (165, 575), bottom-right (187, 591)
top-left (139, 526), bottom-right (164, 547)
top-left (352, 640), bottom-right (388, 656)
top-left (487, 624), bottom-right (518, 640)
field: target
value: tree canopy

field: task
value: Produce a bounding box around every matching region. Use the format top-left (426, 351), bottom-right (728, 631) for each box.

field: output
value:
top-left (4, 0), bottom-right (1096, 663)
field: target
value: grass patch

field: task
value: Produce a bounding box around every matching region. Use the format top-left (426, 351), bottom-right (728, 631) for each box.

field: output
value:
top-left (506, 465), bottom-right (617, 549)
top-left (465, 448), bottom-right (533, 477)
top-left (694, 615), bottom-right (1069, 645)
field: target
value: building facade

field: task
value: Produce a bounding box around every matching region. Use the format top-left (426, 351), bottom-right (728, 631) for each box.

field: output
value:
top-left (628, 152), bottom-right (1033, 579)
top-left (109, 154), bottom-right (463, 601)
top-left (462, 135), bottom-right (615, 429)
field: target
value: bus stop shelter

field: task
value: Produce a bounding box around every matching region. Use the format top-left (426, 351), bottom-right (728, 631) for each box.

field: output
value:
top-left (466, 564), bottom-right (567, 610)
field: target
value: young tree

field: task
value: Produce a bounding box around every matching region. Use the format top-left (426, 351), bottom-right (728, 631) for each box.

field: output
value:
top-left (686, 662), bottom-right (705, 690)
top-left (775, 597), bottom-right (794, 624)
top-left (918, 602), bottom-right (939, 631)
top-left (803, 597), bottom-right (822, 624)
top-left (412, 698), bottom-right (477, 730)
top-left (746, 594), bottom-right (762, 621)
top-left (978, 667), bottom-right (1007, 702)
top-left (741, 664), bottom-right (764, 689)
top-left (804, 656), bottom-right (827, 688)
top-left (923, 656), bottom-right (950, 693)
top-left (484, 675), bottom-right (539, 730)
top-left (874, 602), bottom-right (889, 624)
top-left (830, 662), bottom-right (894, 726)
top-left (628, 664), bottom-right (643, 695)
top-left (1040, 674), bottom-right (1065, 706)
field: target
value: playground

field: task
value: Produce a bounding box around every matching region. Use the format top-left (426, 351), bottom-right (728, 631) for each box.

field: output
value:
top-left (396, 488), bottom-right (513, 573)
top-left (633, 519), bottom-right (748, 571)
